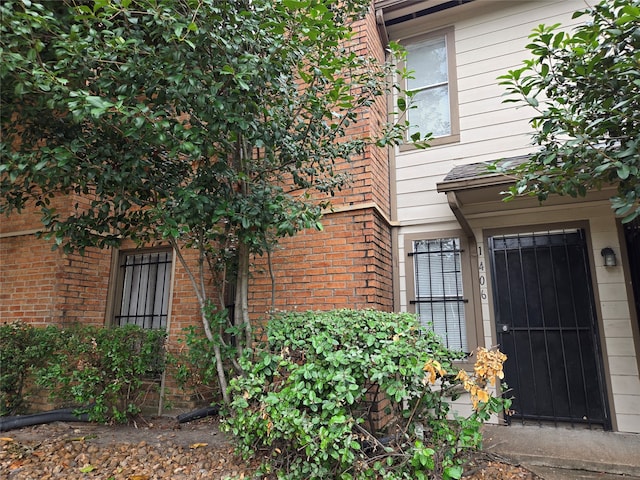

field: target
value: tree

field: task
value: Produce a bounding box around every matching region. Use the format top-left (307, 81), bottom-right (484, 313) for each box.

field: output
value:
top-left (498, 0), bottom-right (640, 221)
top-left (0, 0), bottom-right (418, 403)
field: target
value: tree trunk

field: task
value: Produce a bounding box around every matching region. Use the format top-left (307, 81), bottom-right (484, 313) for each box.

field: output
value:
top-left (234, 240), bottom-right (252, 352)
top-left (171, 239), bottom-right (230, 403)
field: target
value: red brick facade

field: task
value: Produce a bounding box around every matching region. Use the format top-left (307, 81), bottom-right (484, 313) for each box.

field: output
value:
top-left (0, 5), bottom-right (392, 408)
top-left (247, 9), bottom-right (393, 317)
top-left (0, 193), bottom-right (114, 326)
top-left (248, 205), bottom-right (394, 318)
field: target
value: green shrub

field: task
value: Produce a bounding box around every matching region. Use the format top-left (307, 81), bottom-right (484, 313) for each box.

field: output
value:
top-left (222, 309), bottom-right (509, 480)
top-left (0, 322), bottom-right (58, 416)
top-left (173, 324), bottom-right (223, 403)
top-left (36, 324), bottom-right (167, 423)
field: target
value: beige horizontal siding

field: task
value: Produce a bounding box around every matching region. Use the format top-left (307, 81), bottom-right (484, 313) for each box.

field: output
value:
top-left (394, 0), bottom-right (586, 225)
top-left (391, 0), bottom-right (640, 432)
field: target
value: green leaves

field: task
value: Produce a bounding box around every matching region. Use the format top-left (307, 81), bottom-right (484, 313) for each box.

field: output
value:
top-left (0, 323), bottom-right (166, 422)
top-left (1, 0), bottom-right (410, 256)
top-left (499, 0), bottom-right (640, 221)
top-left (223, 309), bottom-right (482, 479)
top-left (0, 322), bottom-right (59, 415)
top-left (1, 0), bottom-right (415, 419)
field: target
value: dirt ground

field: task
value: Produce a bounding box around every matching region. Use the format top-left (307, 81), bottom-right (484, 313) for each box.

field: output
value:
top-left (1, 415), bottom-right (541, 479)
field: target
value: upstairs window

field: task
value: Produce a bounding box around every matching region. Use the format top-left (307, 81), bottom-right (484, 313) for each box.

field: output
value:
top-left (403, 28), bottom-right (459, 146)
top-left (411, 237), bottom-right (467, 351)
top-left (113, 249), bottom-right (172, 330)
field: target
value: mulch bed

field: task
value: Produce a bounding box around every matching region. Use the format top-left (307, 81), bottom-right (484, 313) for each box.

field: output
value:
top-left (1, 416), bottom-right (540, 479)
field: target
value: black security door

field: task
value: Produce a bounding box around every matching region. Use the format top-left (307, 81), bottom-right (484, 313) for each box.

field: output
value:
top-left (624, 217), bottom-right (640, 332)
top-left (489, 230), bottom-right (610, 428)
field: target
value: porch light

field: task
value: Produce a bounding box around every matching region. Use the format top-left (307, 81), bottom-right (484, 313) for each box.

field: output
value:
top-left (600, 247), bottom-right (617, 267)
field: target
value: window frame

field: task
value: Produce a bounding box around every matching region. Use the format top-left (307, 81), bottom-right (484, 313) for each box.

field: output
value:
top-left (106, 247), bottom-right (174, 330)
top-left (399, 26), bottom-right (460, 150)
top-left (404, 231), bottom-right (477, 354)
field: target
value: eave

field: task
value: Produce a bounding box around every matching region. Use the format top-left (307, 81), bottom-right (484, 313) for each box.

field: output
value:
top-left (436, 155), bottom-right (529, 193)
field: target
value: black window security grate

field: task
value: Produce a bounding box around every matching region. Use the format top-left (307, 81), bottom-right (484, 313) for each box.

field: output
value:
top-left (115, 251), bottom-right (172, 330)
top-left (410, 237), bottom-right (467, 351)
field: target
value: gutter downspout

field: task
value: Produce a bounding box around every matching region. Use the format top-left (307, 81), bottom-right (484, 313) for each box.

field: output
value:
top-left (375, 8), bottom-right (390, 46)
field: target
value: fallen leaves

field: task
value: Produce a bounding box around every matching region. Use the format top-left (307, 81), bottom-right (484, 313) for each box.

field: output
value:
top-left (79, 463), bottom-right (96, 473)
top-left (189, 442), bottom-right (208, 449)
top-left (9, 459), bottom-right (24, 470)
top-left (0, 416), bottom-right (541, 480)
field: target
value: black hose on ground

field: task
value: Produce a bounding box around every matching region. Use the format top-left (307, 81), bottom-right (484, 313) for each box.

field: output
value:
top-left (176, 405), bottom-right (220, 424)
top-left (0, 407), bottom-right (90, 432)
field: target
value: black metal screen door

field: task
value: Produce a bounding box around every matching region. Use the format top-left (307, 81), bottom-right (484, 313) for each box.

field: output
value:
top-left (624, 217), bottom-right (640, 332)
top-left (489, 230), bottom-right (610, 428)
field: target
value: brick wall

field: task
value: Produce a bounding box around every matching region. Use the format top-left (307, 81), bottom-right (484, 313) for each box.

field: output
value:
top-left (247, 6), bottom-right (394, 318)
top-left (1, 5), bottom-right (392, 411)
top-left (0, 192), bottom-right (112, 326)
top-left (0, 233), bottom-right (113, 326)
top-left (0, 233), bottom-right (62, 324)
top-left (55, 247), bottom-right (112, 326)
top-left (248, 206), bottom-right (394, 317)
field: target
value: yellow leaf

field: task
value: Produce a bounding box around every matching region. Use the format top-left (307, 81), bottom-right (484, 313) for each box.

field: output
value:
top-left (0, 437), bottom-right (14, 442)
top-left (129, 475), bottom-right (150, 480)
top-left (189, 442), bottom-right (208, 449)
top-left (476, 389), bottom-right (490, 404)
top-left (79, 464), bottom-right (96, 473)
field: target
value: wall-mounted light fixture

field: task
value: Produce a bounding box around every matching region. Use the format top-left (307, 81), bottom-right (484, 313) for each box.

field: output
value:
top-left (601, 247), bottom-right (617, 267)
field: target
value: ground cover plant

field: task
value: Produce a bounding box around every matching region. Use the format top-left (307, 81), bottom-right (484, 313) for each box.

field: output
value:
top-left (0, 322), bottom-right (58, 416)
top-left (36, 324), bottom-right (167, 423)
top-left (0, 322), bottom-right (166, 423)
top-left (223, 309), bottom-right (510, 480)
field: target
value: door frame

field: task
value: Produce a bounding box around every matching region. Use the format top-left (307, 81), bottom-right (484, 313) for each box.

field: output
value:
top-left (483, 221), bottom-right (614, 429)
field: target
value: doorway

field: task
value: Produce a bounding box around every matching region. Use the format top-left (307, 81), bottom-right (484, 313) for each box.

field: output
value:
top-left (488, 229), bottom-right (610, 428)
top-left (623, 217), bottom-right (640, 332)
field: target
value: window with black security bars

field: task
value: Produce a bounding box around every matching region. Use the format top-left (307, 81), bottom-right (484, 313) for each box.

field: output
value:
top-left (115, 250), bottom-right (172, 330)
top-left (410, 238), bottom-right (467, 351)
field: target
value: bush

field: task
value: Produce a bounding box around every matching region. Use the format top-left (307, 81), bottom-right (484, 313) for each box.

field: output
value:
top-left (173, 324), bottom-right (223, 403)
top-left (0, 322), bottom-right (58, 416)
top-left (36, 324), bottom-right (167, 423)
top-left (222, 309), bottom-right (509, 480)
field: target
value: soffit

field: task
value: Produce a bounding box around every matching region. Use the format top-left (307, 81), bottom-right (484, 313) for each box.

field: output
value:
top-left (376, 0), bottom-right (475, 23)
top-left (376, 0), bottom-right (533, 40)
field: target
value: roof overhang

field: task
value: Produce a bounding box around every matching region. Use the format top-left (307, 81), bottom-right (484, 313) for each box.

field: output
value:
top-left (376, 0), bottom-right (476, 24)
top-left (375, 0), bottom-right (477, 44)
top-left (436, 156), bottom-right (617, 222)
top-left (436, 155), bottom-right (528, 194)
